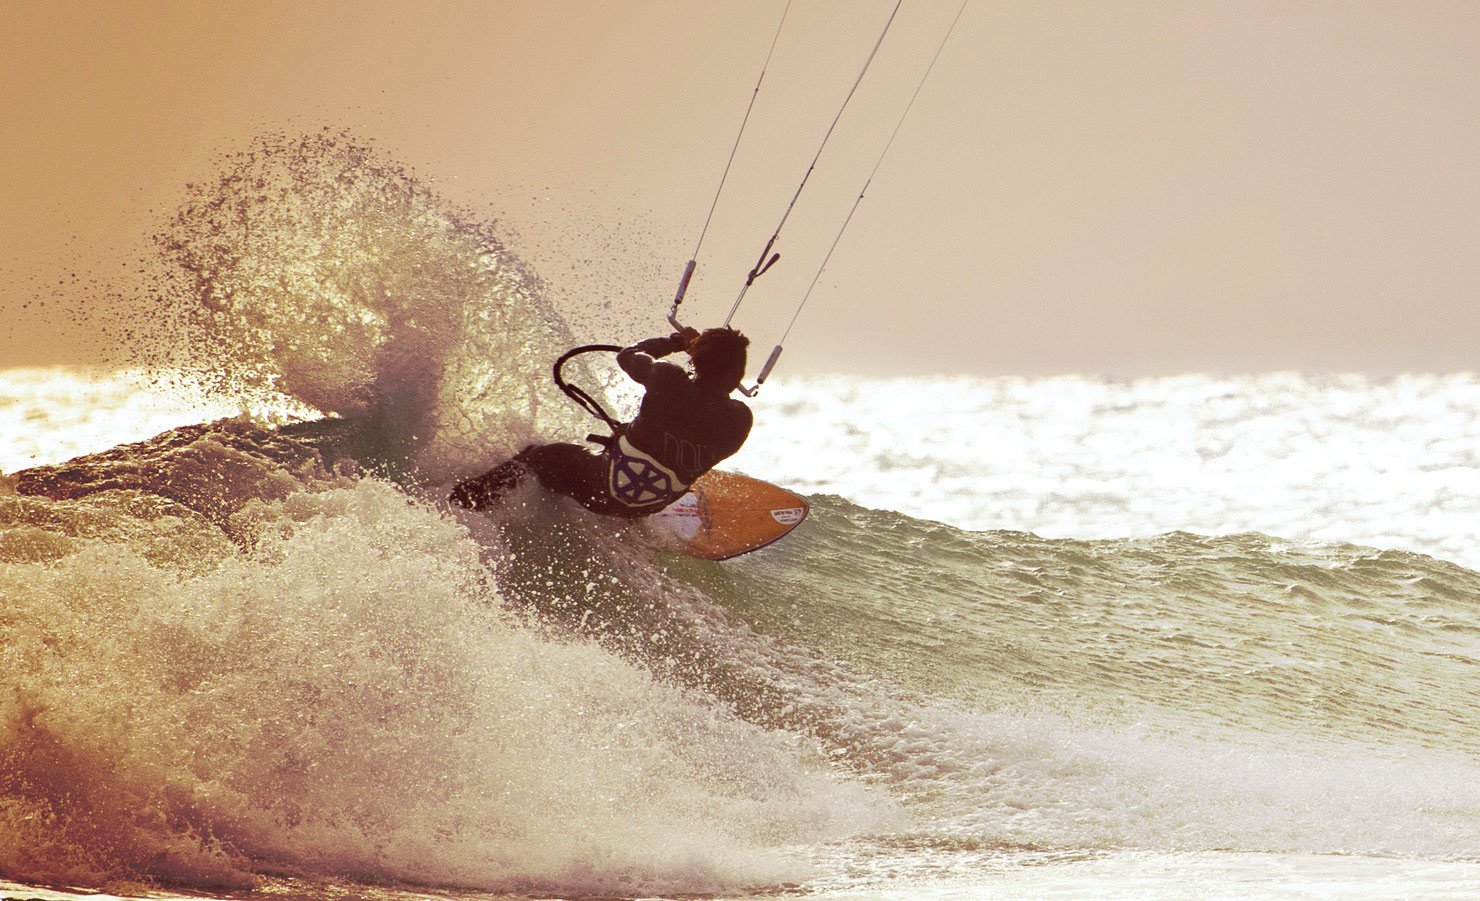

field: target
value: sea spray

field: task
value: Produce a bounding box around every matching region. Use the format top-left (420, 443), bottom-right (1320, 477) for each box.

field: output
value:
top-left (140, 131), bottom-right (609, 481)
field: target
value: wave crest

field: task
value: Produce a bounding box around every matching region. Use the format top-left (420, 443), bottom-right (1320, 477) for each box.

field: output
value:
top-left (142, 131), bottom-right (594, 479)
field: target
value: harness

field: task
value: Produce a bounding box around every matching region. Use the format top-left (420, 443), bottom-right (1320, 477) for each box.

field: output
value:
top-left (606, 434), bottom-right (689, 510)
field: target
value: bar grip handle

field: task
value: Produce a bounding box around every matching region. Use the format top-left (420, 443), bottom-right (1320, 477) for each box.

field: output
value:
top-left (672, 259), bottom-right (696, 309)
top-left (756, 345), bottom-right (783, 385)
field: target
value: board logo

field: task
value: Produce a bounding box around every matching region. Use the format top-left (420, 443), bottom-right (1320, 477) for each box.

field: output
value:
top-left (770, 506), bottom-right (806, 526)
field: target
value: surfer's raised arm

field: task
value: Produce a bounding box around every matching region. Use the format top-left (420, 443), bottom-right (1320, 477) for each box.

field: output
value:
top-left (616, 328), bottom-right (698, 385)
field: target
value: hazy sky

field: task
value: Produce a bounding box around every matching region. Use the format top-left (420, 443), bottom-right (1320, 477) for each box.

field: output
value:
top-left (2, 0), bottom-right (1477, 376)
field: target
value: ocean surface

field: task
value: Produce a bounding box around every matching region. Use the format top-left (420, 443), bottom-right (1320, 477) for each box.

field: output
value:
top-left (5, 134), bottom-right (1480, 900)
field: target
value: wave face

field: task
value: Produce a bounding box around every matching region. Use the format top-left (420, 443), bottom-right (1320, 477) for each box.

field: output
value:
top-left (729, 499), bottom-right (1480, 858)
top-left (4, 135), bottom-right (1480, 896)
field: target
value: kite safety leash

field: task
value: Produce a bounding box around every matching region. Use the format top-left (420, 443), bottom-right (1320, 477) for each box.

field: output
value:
top-left (761, 0), bottom-right (972, 387)
top-left (670, 0), bottom-right (795, 330)
top-left (552, 344), bottom-right (626, 438)
top-left (721, 0), bottom-right (906, 331)
top-left (746, 0), bottom-right (971, 395)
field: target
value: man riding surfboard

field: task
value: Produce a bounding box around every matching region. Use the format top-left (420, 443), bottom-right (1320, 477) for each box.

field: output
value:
top-left (451, 326), bottom-right (752, 517)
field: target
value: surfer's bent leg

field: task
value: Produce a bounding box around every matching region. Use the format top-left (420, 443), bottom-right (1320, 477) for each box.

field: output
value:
top-left (517, 442), bottom-right (611, 511)
top-left (451, 443), bottom-right (611, 513)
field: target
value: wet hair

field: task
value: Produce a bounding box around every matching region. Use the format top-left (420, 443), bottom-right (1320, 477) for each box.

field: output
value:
top-left (688, 327), bottom-right (749, 384)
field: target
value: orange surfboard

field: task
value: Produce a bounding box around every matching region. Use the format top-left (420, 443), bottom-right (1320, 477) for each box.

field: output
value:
top-left (646, 470), bottom-right (809, 560)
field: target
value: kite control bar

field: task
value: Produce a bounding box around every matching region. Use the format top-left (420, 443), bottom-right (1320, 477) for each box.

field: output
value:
top-left (667, 300), bottom-right (783, 399)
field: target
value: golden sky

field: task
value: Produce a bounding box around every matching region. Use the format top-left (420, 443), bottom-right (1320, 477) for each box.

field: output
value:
top-left (2, 0), bottom-right (1477, 375)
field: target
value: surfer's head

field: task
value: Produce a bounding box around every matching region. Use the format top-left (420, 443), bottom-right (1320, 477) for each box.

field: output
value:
top-left (689, 327), bottom-right (749, 391)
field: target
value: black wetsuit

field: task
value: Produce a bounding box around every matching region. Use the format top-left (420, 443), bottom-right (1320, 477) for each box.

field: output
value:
top-left (451, 336), bottom-right (752, 517)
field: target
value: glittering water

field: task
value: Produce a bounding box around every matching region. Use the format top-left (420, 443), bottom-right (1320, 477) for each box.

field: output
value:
top-left (739, 372), bottom-right (1480, 569)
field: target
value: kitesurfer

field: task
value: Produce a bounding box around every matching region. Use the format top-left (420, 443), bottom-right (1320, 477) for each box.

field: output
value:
top-left (451, 326), bottom-right (753, 517)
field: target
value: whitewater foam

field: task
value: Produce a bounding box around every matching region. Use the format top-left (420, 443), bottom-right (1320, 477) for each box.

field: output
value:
top-left (0, 477), bottom-right (888, 894)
